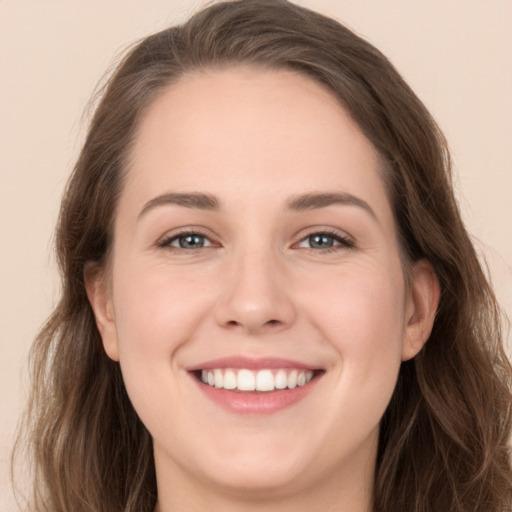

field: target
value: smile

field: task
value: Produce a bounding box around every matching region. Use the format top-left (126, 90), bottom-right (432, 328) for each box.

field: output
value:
top-left (189, 357), bottom-right (323, 414)
top-left (200, 368), bottom-right (315, 391)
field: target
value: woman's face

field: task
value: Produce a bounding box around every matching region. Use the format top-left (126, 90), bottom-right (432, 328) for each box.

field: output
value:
top-left (88, 67), bottom-right (436, 504)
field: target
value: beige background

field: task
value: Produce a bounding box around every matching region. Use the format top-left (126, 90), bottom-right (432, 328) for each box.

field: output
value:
top-left (1, 1), bottom-right (511, 509)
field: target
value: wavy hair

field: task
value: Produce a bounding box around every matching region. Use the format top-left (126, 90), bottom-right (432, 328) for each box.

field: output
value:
top-left (13, 1), bottom-right (511, 510)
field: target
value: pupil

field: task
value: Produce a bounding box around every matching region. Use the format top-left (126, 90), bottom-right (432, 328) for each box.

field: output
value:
top-left (179, 235), bottom-right (204, 249)
top-left (310, 234), bottom-right (333, 248)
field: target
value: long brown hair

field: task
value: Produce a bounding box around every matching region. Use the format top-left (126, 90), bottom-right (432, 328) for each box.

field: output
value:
top-left (13, 1), bottom-right (512, 510)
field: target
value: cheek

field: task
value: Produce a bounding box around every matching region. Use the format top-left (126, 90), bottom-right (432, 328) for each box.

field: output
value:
top-left (303, 260), bottom-right (406, 385)
top-left (112, 260), bottom-right (213, 351)
top-left (109, 261), bottom-right (216, 406)
top-left (108, 261), bottom-right (219, 435)
top-left (311, 265), bottom-right (407, 448)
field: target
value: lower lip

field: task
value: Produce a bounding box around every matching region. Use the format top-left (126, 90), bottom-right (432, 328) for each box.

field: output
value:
top-left (193, 374), bottom-right (320, 414)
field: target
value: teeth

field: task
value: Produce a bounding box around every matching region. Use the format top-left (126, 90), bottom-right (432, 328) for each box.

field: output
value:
top-left (200, 368), bottom-right (315, 391)
top-left (288, 370), bottom-right (298, 389)
top-left (256, 370), bottom-right (274, 391)
top-left (214, 369), bottom-right (223, 388)
top-left (237, 369), bottom-right (256, 391)
top-left (223, 369), bottom-right (237, 390)
top-left (275, 369), bottom-right (288, 389)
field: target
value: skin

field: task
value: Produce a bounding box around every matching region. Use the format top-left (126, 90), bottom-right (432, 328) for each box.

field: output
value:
top-left (87, 67), bottom-right (439, 511)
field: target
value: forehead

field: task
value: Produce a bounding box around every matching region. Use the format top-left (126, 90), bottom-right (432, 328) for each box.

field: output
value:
top-left (123, 66), bottom-right (391, 221)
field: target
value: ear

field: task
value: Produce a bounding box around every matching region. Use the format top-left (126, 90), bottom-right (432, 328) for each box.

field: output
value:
top-left (402, 259), bottom-right (440, 361)
top-left (84, 264), bottom-right (119, 361)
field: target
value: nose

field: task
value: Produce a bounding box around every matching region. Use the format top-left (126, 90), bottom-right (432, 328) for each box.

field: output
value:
top-left (214, 249), bottom-right (296, 335)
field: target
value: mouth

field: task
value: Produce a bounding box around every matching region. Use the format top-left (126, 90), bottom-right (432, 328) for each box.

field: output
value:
top-left (188, 357), bottom-right (324, 414)
top-left (193, 367), bottom-right (320, 392)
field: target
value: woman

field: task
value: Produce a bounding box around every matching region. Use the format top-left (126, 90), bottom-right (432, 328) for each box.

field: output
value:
top-left (13, 0), bottom-right (511, 510)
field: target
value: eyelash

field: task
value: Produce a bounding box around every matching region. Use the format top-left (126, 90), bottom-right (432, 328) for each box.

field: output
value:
top-left (156, 229), bottom-right (355, 253)
top-left (156, 229), bottom-right (218, 251)
top-left (295, 229), bottom-right (355, 253)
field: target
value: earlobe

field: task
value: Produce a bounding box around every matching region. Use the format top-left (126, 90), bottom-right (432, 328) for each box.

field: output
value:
top-left (84, 264), bottom-right (120, 361)
top-left (402, 259), bottom-right (440, 361)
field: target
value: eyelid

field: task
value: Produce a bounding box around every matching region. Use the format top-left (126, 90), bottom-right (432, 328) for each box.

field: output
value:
top-left (156, 226), bottom-right (220, 249)
top-left (155, 225), bottom-right (355, 251)
top-left (293, 227), bottom-right (355, 250)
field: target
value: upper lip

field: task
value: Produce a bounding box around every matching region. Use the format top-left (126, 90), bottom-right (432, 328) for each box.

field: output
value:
top-left (187, 356), bottom-right (320, 372)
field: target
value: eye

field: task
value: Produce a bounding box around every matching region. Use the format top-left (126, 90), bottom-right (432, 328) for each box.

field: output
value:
top-left (157, 231), bottom-right (215, 250)
top-left (296, 231), bottom-right (354, 251)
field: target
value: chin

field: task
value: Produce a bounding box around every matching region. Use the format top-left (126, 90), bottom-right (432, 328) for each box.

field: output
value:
top-left (200, 457), bottom-right (308, 498)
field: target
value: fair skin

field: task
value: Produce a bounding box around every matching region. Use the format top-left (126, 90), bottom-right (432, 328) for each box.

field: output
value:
top-left (87, 67), bottom-right (439, 511)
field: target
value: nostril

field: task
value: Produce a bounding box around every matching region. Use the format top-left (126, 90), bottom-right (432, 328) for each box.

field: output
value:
top-left (223, 318), bottom-right (282, 331)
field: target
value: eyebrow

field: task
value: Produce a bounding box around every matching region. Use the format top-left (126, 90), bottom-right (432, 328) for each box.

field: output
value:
top-left (286, 192), bottom-right (377, 220)
top-left (138, 192), bottom-right (219, 219)
top-left (138, 191), bottom-right (377, 221)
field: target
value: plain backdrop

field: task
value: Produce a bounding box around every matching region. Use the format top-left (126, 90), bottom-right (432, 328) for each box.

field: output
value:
top-left (1, 1), bottom-right (511, 509)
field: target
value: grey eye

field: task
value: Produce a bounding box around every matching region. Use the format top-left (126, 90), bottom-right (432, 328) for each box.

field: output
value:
top-left (158, 230), bottom-right (217, 251)
top-left (296, 232), bottom-right (354, 251)
top-left (308, 234), bottom-right (336, 249)
top-left (176, 234), bottom-right (207, 249)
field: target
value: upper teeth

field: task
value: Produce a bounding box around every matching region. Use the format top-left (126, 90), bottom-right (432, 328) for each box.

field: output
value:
top-left (201, 368), bottom-right (314, 391)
